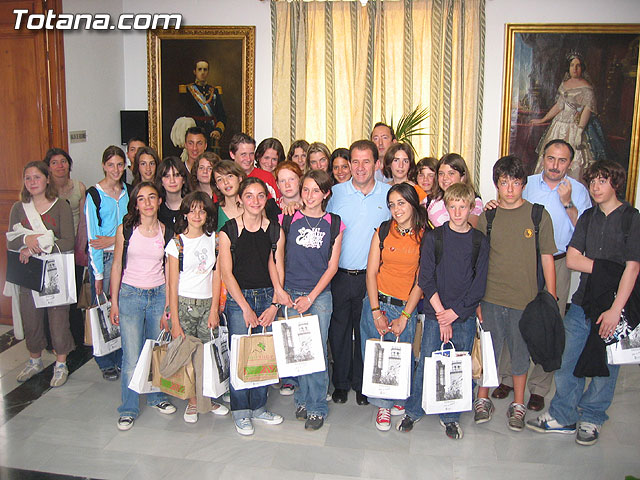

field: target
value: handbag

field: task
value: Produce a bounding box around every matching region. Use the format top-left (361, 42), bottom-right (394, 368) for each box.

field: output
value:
top-left (271, 306), bottom-right (325, 378)
top-left (362, 336), bottom-right (412, 400)
top-left (606, 324), bottom-right (640, 365)
top-left (6, 250), bottom-right (46, 292)
top-left (77, 268), bottom-right (92, 311)
top-left (128, 331), bottom-right (170, 394)
top-left (203, 320), bottom-right (230, 398)
top-left (230, 331), bottom-right (279, 391)
top-left (31, 250), bottom-right (76, 308)
top-left (88, 293), bottom-right (121, 356)
top-left (236, 328), bottom-right (279, 383)
top-left (422, 342), bottom-right (473, 415)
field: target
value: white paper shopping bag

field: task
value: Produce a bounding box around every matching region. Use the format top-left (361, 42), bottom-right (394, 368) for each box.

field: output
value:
top-left (272, 307), bottom-right (325, 378)
top-left (478, 321), bottom-right (499, 388)
top-left (362, 337), bottom-right (412, 400)
top-left (423, 343), bottom-right (472, 415)
top-left (203, 324), bottom-right (230, 398)
top-left (89, 293), bottom-right (121, 357)
top-left (128, 331), bottom-right (170, 394)
top-left (32, 252), bottom-right (76, 308)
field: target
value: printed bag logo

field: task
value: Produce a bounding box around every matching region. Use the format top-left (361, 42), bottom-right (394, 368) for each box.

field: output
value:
top-left (160, 378), bottom-right (185, 394)
top-left (252, 342), bottom-right (267, 353)
top-left (243, 365), bottom-right (278, 376)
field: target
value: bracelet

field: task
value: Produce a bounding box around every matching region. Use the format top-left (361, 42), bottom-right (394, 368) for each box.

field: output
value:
top-left (307, 296), bottom-right (313, 304)
top-left (371, 306), bottom-right (381, 313)
top-left (401, 310), bottom-right (411, 319)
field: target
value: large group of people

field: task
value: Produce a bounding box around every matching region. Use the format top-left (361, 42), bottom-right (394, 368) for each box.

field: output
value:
top-left (7, 121), bottom-right (638, 448)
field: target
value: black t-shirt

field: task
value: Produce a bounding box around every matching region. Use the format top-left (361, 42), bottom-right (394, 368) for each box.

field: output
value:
top-left (569, 203), bottom-right (640, 305)
top-left (221, 220), bottom-right (273, 290)
top-left (158, 203), bottom-right (179, 230)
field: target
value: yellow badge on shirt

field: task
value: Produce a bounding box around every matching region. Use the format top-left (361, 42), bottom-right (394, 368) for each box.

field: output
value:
top-left (524, 228), bottom-right (534, 239)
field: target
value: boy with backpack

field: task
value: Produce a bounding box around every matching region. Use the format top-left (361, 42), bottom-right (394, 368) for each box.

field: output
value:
top-left (474, 156), bottom-right (556, 432)
top-left (396, 183), bottom-right (489, 439)
top-left (527, 160), bottom-right (640, 446)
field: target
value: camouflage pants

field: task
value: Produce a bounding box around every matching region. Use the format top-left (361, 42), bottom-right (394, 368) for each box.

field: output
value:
top-left (176, 296), bottom-right (212, 343)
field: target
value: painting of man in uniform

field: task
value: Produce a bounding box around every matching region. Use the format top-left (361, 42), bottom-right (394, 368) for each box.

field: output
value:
top-left (160, 38), bottom-right (243, 158)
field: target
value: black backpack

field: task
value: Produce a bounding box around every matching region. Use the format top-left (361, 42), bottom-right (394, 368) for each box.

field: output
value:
top-left (281, 212), bottom-right (342, 261)
top-left (121, 221), bottom-right (173, 270)
top-left (86, 183), bottom-right (133, 227)
top-left (432, 225), bottom-right (484, 277)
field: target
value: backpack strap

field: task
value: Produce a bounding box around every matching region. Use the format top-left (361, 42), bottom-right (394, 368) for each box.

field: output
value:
top-left (471, 228), bottom-right (483, 277)
top-left (121, 225), bottom-right (133, 270)
top-left (327, 212), bottom-right (341, 262)
top-left (173, 235), bottom-right (184, 272)
top-left (227, 219), bottom-right (239, 266)
top-left (281, 214), bottom-right (294, 238)
top-left (377, 219), bottom-right (393, 272)
top-left (622, 205), bottom-right (639, 244)
top-left (433, 226), bottom-right (444, 266)
top-left (485, 208), bottom-right (497, 241)
top-left (86, 186), bottom-right (102, 227)
top-left (531, 203), bottom-right (545, 291)
top-left (268, 220), bottom-right (281, 262)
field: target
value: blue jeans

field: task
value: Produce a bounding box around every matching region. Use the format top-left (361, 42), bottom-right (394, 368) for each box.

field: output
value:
top-left (359, 293), bottom-right (417, 409)
top-left (285, 288), bottom-right (331, 418)
top-left (117, 283), bottom-right (168, 418)
top-left (89, 251), bottom-right (123, 371)
top-left (225, 287), bottom-right (274, 421)
top-left (549, 304), bottom-right (620, 426)
top-left (405, 316), bottom-right (476, 423)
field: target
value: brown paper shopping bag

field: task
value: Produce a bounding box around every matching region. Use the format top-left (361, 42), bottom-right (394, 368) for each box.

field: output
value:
top-left (151, 343), bottom-right (196, 400)
top-left (236, 330), bottom-right (278, 382)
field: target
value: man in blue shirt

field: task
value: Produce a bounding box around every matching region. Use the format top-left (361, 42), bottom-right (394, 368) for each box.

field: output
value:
top-left (327, 139), bottom-right (391, 405)
top-left (493, 139), bottom-right (591, 411)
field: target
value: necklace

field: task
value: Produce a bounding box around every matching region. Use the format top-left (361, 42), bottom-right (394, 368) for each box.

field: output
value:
top-left (241, 212), bottom-right (263, 232)
top-left (395, 223), bottom-right (414, 236)
top-left (303, 212), bottom-right (324, 230)
top-left (141, 221), bottom-right (159, 234)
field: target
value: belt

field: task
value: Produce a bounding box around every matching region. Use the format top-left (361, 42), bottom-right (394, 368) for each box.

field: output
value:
top-left (553, 252), bottom-right (566, 261)
top-left (378, 292), bottom-right (407, 307)
top-left (178, 296), bottom-right (211, 306)
top-left (338, 268), bottom-right (367, 276)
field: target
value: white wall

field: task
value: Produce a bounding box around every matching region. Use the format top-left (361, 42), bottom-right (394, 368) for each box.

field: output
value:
top-left (121, 0), bottom-right (273, 138)
top-left (480, 0), bottom-right (640, 207)
top-left (63, 0), bottom-right (126, 187)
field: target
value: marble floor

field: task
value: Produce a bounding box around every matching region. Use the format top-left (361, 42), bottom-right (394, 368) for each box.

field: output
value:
top-left (1, 324), bottom-right (639, 480)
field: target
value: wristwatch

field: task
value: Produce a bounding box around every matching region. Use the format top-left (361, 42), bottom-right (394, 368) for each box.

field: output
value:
top-left (564, 201), bottom-right (575, 209)
top-left (271, 302), bottom-right (282, 309)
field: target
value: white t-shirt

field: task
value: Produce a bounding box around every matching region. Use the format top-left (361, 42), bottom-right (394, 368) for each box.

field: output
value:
top-left (165, 233), bottom-right (217, 299)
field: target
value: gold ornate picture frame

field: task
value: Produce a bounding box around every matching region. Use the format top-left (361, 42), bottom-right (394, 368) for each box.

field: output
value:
top-left (147, 26), bottom-right (255, 158)
top-left (500, 24), bottom-right (640, 202)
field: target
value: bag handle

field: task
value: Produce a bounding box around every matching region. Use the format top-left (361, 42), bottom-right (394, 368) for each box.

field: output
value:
top-left (438, 341), bottom-right (456, 354)
top-left (156, 330), bottom-right (171, 344)
top-left (246, 326), bottom-right (269, 335)
top-left (378, 335), bottom-right (400, 343)
top-left (95, 291), bottom-right (108, 306)
top-left (283, 305), bottom-right (303, 321)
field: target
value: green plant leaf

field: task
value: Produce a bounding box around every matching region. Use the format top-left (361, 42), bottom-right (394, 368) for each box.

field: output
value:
top-left (390, 105), bottom-right (431, 154)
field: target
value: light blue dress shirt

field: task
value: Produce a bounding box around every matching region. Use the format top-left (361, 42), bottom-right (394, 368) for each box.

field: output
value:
top-left (327, 179), bottom-right (391, 270)
top-left (523, 173), bottom-right (591, 254)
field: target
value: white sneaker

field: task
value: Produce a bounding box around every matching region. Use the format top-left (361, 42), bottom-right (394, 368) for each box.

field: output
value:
top-left (210, 401), bottom-right (229, 416)
top-left (184, 404), bottom-right (198, 423)
top-left (376, 408), bottom-right (391, 431)
top-left (117, 415), bottom-right (134, 431)
top-left (390, 405), bottom-right (405, 416)
top-left (50, 364), bottom-right (68, 387)
top-left (235, 417), bottom-right (254, 435)
top-left (17, 360), bottom-right (44, 382)
top-left (253, 410), bottom-right (284, 425)
top-left (222, 392), bottom-right (231, 403)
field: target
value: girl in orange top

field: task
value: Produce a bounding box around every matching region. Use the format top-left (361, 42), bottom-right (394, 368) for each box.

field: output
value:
top-left (360, 183), bottom-right (427, 432)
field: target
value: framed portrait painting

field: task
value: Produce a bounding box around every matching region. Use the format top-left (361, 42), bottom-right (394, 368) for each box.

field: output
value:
top-left (147, 26), bottom-right (255, 159)
top-left (500, 24), bottom-right (640, 202)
